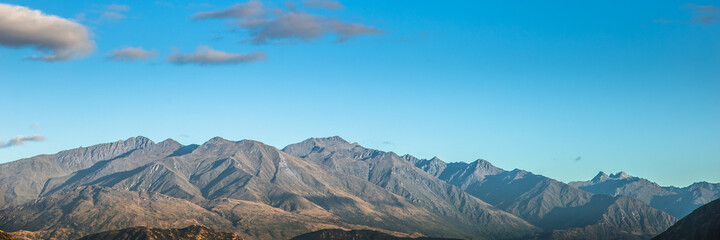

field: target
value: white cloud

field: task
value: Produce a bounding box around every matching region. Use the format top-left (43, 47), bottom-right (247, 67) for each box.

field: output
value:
top-left (242, 12), bottom-right (381, 44)
top-left (167, 45), bottom-right (266, 65)
top-left (0, 135), bottom-right (45, 148)
top-left (193, 1), bottom-right (380, 44)
top-left (109, 47), bottom-right (156, 61)
top-left (0, 3), bottom-right (95, 61)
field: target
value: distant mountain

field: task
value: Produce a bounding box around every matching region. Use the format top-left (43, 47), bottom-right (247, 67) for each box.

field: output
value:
top-left (570, 171), bottom-right (720, 218)
top-left (290, 229), bottom-right (461, 240)
top-left (651, 198), bottom-right (720, 240)
top-left (0, 136), bottom-right (538, 240)
top-left (404, 157), bottom-right (677, 240)
top-left (0, 230), bottom-right (15, 240)
top-left (77, 225), bottom-right (244, 240)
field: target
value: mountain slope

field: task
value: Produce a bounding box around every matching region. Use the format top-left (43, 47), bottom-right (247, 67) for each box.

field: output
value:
top-left (77, 225), bottom-right (244, 240)
top-left (290, 229), bottom-right (461, 240)
top-left (0, 230), bottom-right (15, 240)
top-left (284, 137), bottom-right (540, 239)
top-left (0, 136), bottom-right (540, 240)
top-left (405, 157), bottom-right (677, 239)
top-left (0, 136), bottom-right (156, 207)
top-left (0, 186), bottom-right (234, 240)
top-left (570, 172), bottom-right (720, 218)
top-left (651, 198), bottom-right (720, 240)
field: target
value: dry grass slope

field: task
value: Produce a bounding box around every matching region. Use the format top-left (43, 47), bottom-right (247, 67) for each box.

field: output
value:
top-left (77, 225), bottom-right (243, 240)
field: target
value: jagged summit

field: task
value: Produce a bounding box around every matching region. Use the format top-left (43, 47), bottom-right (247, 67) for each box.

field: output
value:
top-left (117, 136), bottom-right (155, 148)
top-left (592, 171), bottom-right (610, 182)
top-left (473, 159), bottom-right (499, 169)
top-left (282, 136), bottom-right (360, 157)
top-left (588, 171), bottom-right (633, 183)
top-left (570, 170), bottom-right (720, 218)
top-left (303, 136), bottom-right (356, 149)
top-left (314, 136), bottom-right (351, 143)
top-left (609, 171), bottom-right (632, 179)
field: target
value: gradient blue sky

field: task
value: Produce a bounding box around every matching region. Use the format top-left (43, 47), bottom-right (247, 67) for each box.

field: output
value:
top-left (1, 0), bottom-right (718, 187)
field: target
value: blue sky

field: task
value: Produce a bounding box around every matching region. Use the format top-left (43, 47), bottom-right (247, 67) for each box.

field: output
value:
top-left (1, 0), bottom-right (718, 187)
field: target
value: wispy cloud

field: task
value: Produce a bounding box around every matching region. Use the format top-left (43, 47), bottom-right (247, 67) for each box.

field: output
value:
top-left (106, 4), bottom-right (130, 12)
top-left (193, 1), bottom-right (381, 44)
top-left (303, 0), bottom-right (345, 10)
top-left (0, 3), bottom-right (95, 61)
top-left (192, 1), bottom-right (264, 19)
top-left (102, 11), bottom-right (126, 20)
top-left (684, 4), bottom-right (719, 13)
top-left (101, 4), bottom-right (130, 21)
top-left (108, 47), bottom-right (156, 61)
top-left (691, 15), bottom-right (719, 24)
top-left (661, 4), bottom-right (720, 25)
top-left (0, 135), bottom-right (45, 149)
top-left (155, 1), bottom-right (174, 8)
top-left (247, 12), bottom-right (381, 44)
top-left (31, 123), bottom-right (41, 130)
top-left (75, 4), bottom-right (132, 23)
top-left (167, 45), bottom-right (266, 65)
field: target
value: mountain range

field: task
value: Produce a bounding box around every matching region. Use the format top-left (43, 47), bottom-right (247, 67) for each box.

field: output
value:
top-left (0, 136), bottom-right (717, 240)
top-left (404, 157), bottom-right (675, 240)
top-left (570, 171), bottom-right (720, 218)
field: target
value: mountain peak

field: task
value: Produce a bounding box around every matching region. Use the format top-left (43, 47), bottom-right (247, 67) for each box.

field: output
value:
top-left (311, 136), bottom-right (353, 146)
top-left (468, 159), bottom-right (503, 177)
top-left (609, 171), bottom-right (632, 179)
top-left (125, 136), bottom-right (154, 146)
top-left (204, 136), bottom-right (233, 145)
top-left (475, 159), bottom-right (494, 166)
top-left (282, 136), bottom-right (358, 157)
top-left (592, 171), bottom-right (610, 182)
top-left (158, 138), bottom-right (181, 146)
top-left (476, 158), bottom-right (502, 169)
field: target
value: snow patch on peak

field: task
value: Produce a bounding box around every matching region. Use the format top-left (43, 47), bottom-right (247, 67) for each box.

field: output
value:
top-left (609, 171), bottom-right (632, 179)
